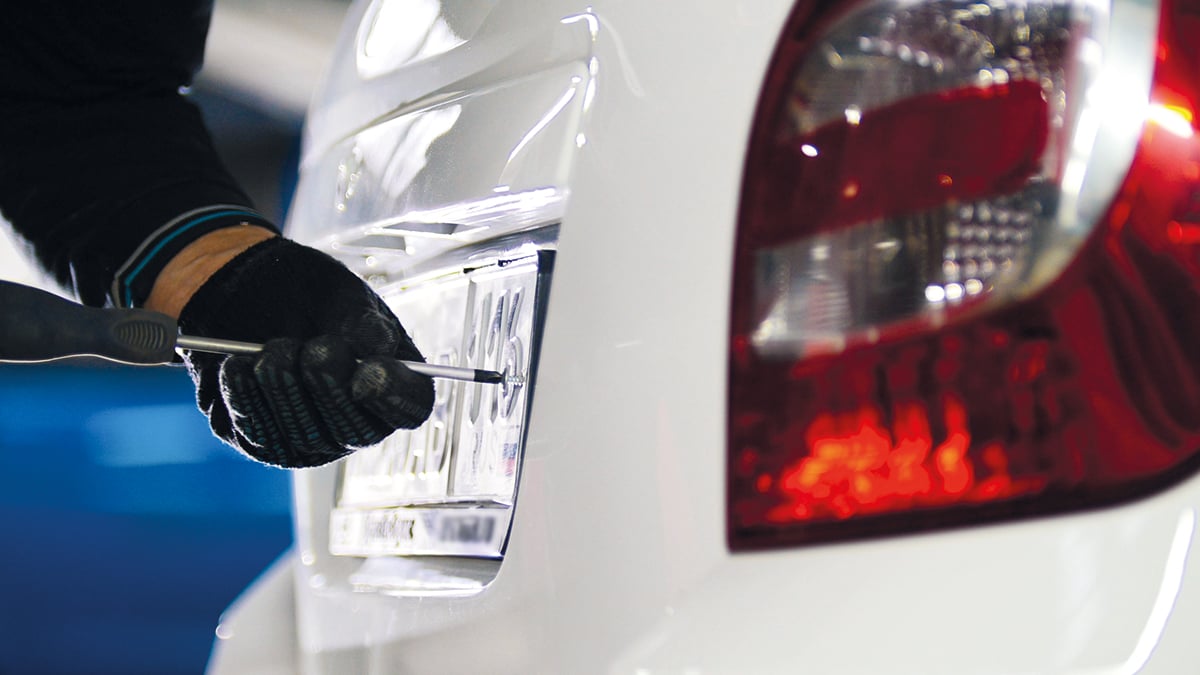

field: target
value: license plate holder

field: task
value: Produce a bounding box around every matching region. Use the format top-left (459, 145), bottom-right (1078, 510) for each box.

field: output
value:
top-left (330, 250), bottom-right (552, 558)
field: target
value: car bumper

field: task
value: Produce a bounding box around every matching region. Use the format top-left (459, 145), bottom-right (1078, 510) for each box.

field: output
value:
top-left (211, 0), bottom-right (1200, 671)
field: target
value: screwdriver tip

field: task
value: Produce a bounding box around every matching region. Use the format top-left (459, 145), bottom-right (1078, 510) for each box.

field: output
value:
top-left (477, 370), bottom-right (505, 384)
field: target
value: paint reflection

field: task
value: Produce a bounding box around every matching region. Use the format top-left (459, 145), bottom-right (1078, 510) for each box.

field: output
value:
top-left (358, 0), bottom-right (497, 78)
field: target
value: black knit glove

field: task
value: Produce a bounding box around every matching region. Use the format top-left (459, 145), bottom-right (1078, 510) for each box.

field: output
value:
top-left (177, 237), bottom-right (434, 467)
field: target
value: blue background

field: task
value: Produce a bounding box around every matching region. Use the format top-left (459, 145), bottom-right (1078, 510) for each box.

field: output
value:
top-left (0, 361), bottom-right (292, 675)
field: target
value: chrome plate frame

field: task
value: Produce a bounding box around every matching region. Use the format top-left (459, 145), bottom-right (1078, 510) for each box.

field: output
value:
top-left (330, 250), bottom-right (553, 558)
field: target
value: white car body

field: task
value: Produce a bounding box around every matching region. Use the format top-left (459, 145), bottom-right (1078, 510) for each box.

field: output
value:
top-left (208, 0), bottom-right (1200, 673)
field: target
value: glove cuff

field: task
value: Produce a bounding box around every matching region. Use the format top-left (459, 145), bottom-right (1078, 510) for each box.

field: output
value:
top-left (110, 205), bottom-right (279, 308)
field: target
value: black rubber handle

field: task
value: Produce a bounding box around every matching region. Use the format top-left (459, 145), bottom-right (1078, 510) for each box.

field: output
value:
top-left (0, 280), bottom-right (179, 365)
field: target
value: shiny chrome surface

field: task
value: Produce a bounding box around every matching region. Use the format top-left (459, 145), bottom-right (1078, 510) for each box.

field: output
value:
top-left (175, 335), bottom-right (264, 356)
top-left (328, 250), bottom-right (548, 563)
top-left (1034, 0), bottom-right (1159, 283)
top-left (289, 0), bottom-right (598, 283)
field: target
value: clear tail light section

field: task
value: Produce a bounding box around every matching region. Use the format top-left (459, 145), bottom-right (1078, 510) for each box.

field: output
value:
top-left (729, 0), bottom-right (1200, 549)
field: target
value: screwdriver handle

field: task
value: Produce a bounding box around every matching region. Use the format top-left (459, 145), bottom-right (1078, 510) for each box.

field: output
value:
top-left (0, 280), bottom-right (178, 365)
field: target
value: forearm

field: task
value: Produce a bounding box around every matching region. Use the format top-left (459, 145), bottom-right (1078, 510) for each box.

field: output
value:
top-left (0, 2), bottom-right (269, 308)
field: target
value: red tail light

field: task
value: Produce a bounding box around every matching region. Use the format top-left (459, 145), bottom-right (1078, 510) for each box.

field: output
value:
top-left (729, 0), bottom-right (1200, 549)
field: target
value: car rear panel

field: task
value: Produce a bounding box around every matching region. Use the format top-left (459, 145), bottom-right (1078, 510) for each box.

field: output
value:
top-left (211, 0), bottom-right (1200, 672)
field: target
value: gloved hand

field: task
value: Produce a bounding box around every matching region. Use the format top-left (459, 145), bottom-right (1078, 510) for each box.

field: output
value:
top-left (176, 237), bottom-right (434, 467)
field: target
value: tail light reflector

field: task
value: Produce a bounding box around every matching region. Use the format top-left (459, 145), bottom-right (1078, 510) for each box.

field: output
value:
top-left (729, 0), bottom-right (1200, 549)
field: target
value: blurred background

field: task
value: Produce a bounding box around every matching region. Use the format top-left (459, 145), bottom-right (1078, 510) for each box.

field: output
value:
top-left (0, 1), bottom-right (348, 673)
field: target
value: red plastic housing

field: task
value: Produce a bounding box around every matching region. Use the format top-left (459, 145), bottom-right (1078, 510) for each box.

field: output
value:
top-left (729, 0), bottom-right (1200, 550)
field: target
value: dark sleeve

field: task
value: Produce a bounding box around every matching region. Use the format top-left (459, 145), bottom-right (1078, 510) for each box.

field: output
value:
top-left (0, 1), bottom-right (277, 307)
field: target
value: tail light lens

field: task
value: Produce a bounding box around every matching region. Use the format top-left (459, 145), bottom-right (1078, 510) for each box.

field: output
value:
top-left (729, 0), bottom-right (1200, 549)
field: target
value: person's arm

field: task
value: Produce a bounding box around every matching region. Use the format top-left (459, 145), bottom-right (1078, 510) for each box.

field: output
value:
top-left (0, 1), bottom-right (275, 308)
top-left (0, 3), bottom-right (434, 466)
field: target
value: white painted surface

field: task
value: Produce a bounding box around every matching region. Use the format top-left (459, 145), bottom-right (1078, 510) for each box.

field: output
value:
top-left (199, 0), bottom-right (346, 120)
top-left (211, 0), bottom-right (1200, 673)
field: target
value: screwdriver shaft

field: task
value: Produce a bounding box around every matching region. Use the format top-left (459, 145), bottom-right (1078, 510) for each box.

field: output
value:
top-left (176, 334), bottom-right (504, 384)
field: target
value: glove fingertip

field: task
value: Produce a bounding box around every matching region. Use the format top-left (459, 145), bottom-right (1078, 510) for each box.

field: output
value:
top-left (221, 354), bottom-right (256, 387)
top-left (336, 304), bottom-right (399, 357)
top-left (255, 337), bottom-right (301, 368)
top-left (299, 335), bottom-right (357, 381)
top-left (352, 358), bottom-right (435, 430)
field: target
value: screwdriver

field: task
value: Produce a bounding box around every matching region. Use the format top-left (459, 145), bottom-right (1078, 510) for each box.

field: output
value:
top-left (0, 280), bottom-right (504, 384)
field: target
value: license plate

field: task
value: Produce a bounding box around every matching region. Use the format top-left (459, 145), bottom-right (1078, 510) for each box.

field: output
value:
top-left (329, 251), bottom-right (550, 558)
